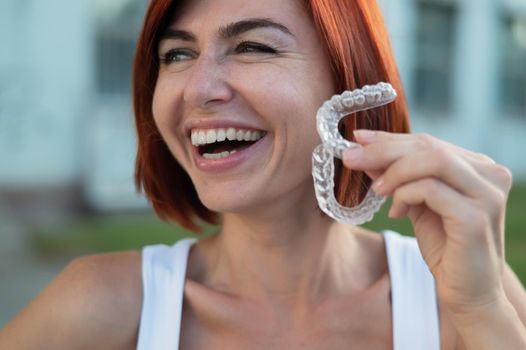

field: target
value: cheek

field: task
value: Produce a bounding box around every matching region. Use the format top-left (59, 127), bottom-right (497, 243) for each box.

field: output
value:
top-left (151, 80), bottom-right (188, 161)
top-left (233, 64), bottom-right (325, 121)
top-left (152, 77), bottom-right (184, 137)
top-left (152, 80), bottom-right (172, 130)
top-left (231, 66), bottom-right (325, 181)
top-left (241, 66), bottom-right (328, 143)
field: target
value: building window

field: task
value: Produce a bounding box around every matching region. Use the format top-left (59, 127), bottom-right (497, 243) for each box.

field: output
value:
top-left (499, 14), bottom-right (526, 116)
top-left (95, 0), bottom-right (146, 97)
top-left (413, 1), bottom-right (458, 112)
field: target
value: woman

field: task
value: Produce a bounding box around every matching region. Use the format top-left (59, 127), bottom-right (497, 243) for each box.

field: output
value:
top-left (1, 0), bottom-right (525, 349)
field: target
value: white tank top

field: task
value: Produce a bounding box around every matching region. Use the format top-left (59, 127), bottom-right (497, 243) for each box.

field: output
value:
top-left (137, 230), bottom-right (440, 349)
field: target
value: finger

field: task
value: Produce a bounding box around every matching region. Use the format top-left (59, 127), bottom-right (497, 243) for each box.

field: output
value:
top-left (353, 130), bottom-right (495, 166)
top-left (372, 148), bottom-right (490, 199)
top-left (388, 178), bottom-right (497, 274)
top-left (388, 177), bottom-right (476, 226)
top-left (363, 169), bottom-right (383, 182)
top-left (472, 162), bottom-right (514, 195)
top-left (348, 131), bottom-right (513, 194)
top-left (388, 177), bottom-right (497, 258)
top-left (342, 140), bottom-right (419, 171)
top-left (353, 129), bottom-right (408, 145)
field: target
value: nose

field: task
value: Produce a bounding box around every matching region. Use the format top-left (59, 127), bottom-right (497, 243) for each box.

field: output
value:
top-left (183, 53), bottom-right (234, 109)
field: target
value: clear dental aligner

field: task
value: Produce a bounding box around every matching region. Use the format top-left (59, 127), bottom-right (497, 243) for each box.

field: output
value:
top-left (312, 82), bottom-right (397, 225)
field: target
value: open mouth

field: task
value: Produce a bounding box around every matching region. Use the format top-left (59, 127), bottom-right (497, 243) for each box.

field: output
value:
top-left (191, 128), bottom-right (266, 160)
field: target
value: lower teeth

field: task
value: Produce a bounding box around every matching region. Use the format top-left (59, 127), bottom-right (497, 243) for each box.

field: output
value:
top-left (203, 150), bottom-right (237, 160)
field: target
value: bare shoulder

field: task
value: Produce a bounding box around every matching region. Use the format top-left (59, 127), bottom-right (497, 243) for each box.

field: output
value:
top-left (0, 251), bottom-right (142, 350)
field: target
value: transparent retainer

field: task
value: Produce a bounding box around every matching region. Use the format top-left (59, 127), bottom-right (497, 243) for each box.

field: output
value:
top-left (312, 82), bottom-right (397, 225)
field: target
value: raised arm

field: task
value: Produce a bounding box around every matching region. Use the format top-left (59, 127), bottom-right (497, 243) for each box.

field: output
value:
top-left (342, 130), bottom-right (526, 349)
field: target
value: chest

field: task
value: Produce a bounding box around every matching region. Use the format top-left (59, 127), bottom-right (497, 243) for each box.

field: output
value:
top-left (179, 280), bottom-right (394, 350)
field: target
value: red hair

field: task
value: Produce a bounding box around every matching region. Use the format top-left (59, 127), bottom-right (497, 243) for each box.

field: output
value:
top-left (133, 0), bottom-right (410, 232)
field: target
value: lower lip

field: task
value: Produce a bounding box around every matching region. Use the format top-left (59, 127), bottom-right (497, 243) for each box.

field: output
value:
top-left (192, 135), bottom-right (270, 172)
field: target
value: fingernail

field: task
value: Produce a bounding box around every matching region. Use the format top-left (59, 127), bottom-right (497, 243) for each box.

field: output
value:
top-left (372, 176), bottom-right (384, 194)
top-left (343, 147), bottom-right (363, 162)
top-left (353, 129), bottom-right (376, 141)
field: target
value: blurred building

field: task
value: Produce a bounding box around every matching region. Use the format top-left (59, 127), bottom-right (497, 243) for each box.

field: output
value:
top-left (0, 0), bottom-right (525, 216)
top-left (0, 0), bottom-right (148, 221)
top-left (381, 0), bottom-right (526, 176)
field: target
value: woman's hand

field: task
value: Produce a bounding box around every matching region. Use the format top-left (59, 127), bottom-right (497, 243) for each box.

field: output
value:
top-left (342, 129), bottom-right (513, 318)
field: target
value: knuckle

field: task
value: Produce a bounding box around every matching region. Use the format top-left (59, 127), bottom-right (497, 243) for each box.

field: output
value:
top-left (493, 164), bottom-right (513, 190)
top-left (421, 178), bottom-right (441, 196)
top-left (475, 152), bottom-right (496, 164)
top-left (494, 185), bottom-right (508, 203)
top-left (485, 187), bottom-right (507, 216)
top-left (412, 138), bottom-right (428, 150)
top-left (391, 184), bottom-right (409, 201)
top-left (431, 147), bottom-right (451, 165)
top-left (415, 133), bottom-right (435, 148)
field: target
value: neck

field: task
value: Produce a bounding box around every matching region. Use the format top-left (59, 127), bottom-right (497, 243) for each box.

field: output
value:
top-left (201, 189), bottom-right (374, 311)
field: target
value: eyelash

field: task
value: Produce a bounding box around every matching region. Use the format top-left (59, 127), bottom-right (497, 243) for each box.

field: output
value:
top-left (160, 49), bottom-right (195, 64)
top-left (160, 41), bottom-right (278, 64)
top-left (235, 41), bottom-right (277, 54)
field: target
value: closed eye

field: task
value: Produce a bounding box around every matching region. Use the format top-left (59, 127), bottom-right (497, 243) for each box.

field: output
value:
top-left (160, 48), bottom-right (197, 64)
top-left (235, 41), bottom-right (277, 55)
top-left (159, 41), bottom-right (278, 66)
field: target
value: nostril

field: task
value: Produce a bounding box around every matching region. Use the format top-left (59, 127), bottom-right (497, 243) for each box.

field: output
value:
top-left (182, 62), bottom-right (234, 108)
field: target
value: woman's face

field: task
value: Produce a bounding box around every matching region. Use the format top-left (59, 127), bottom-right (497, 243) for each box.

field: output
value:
top-left (153, 0), bottom-right (335, 213)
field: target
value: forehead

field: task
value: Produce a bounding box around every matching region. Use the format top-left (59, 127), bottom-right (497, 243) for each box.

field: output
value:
top-left (170, 0), bottom-right (309, 32)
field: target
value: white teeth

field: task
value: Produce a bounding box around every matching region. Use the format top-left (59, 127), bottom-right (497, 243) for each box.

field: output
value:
top-left (206, 130), bottom-right (216, 144)
top-left (203, 150), bottom-right (237, 159)
top-left (243, 131), bottom-right (252, 141)
top-left (198, 131), bottom-right (206, 144)
top-left (217, 129), bottom-right (226, 142)
top-left (191, 127), bottom-right (265, 146)
top-left (191, 132), bottom-right (198, 145)
top-left (226, 128), bottom-right (236, 141)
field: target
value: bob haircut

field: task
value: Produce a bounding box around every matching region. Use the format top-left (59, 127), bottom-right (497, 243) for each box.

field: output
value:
top-left (133, 0), bottom-right (410, 232)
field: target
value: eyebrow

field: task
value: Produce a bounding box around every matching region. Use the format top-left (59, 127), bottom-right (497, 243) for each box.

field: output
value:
top-left (219, 18), bottom-right (293, 38)
top-left (161, 29), bottom-right (196, 42)
top-left (161, 17), bottom-right (294, 42)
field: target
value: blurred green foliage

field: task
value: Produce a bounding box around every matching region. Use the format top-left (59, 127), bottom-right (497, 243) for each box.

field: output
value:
top-left (31, 183), bottom-right (526, 285)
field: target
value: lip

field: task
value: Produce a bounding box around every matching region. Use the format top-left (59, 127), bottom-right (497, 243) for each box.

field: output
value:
top-left (191, 133), bottom-right (271, 172)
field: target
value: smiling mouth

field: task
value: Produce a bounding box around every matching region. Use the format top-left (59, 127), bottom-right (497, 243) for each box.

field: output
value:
top-left (191, 128), bottom-right (266, 160)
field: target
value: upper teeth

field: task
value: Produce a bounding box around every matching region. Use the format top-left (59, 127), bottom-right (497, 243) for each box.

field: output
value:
top-left (191, 128), bottom-right (264, 146)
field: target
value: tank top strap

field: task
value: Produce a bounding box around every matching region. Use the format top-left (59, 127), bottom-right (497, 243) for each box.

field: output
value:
top-left (137, 237), bottom-right (197, 350)
top-left (382, 230), bottom-right (441, 350)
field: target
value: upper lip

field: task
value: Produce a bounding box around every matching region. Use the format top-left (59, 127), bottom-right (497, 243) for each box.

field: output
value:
top-left (183, 118), bottom-right (268, 138)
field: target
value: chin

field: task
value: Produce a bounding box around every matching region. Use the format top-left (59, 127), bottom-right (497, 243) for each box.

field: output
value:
top-left (201, 201), bottom-right (257, 215)
top-left (197, 190), bottom-right (266, 215)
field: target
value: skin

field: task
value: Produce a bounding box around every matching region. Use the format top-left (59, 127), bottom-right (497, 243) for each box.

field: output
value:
top-left (344, 130), bottom-right (526, 348)
top-left (1, 0), bottom-right (525, 349)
